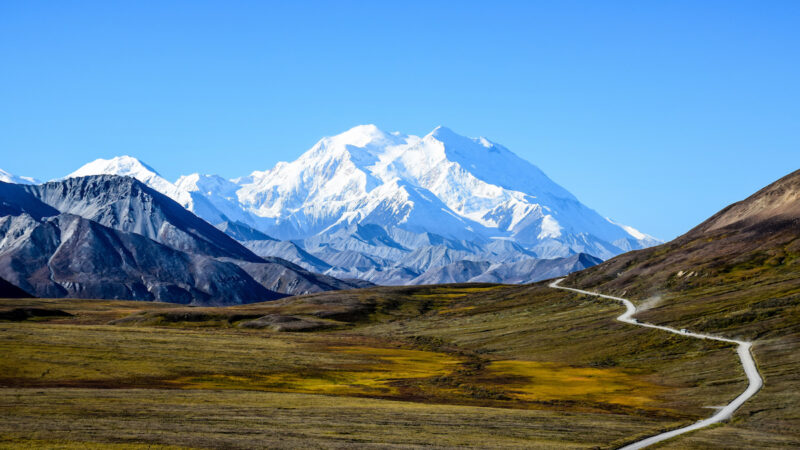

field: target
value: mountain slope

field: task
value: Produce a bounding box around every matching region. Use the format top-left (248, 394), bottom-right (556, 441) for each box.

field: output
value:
top-left (0, 177), bottom-right (365, 301)
top-left (231, 125), bottom-right (657, 258)
top-left (568, 168), bottom-right (800, 304)
top-left (407, 260), bottom-right (492, 285)
top-left (66, 156), bottom-right (259, 228)
top-left (0, 276), bottom-right (32, 298)
top-left (470, 253), bottom-right (602, 284)
top-left (565, 168), bottom-right (800, 447)
top-left (27, 176), bottom-right (261, 262)
top-left (217, 221), bottom-right (275, 241)
top-left (0, 212), bottom-right (281, 305)
top-left (404, 253), bottom-right (601, 285)
top-left (244, 239), bottom-right (332, 273)
top-left (0, 182), bottom-right (60, 219)
top-left (235, 257), bottom-right (364, 295)
top-left (0, 169), bottom-right (39, 185)
top-left (64, 126), bottom-right (658, 266)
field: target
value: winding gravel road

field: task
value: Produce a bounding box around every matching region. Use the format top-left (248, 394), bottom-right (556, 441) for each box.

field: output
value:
top-left (549, 278), bottom-right (763, 449)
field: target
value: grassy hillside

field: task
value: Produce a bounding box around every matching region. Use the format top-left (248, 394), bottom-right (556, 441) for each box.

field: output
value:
top-left (0, 281), bottom-right (749, 448)
top-left (567, 169), bottom-right (800, 447)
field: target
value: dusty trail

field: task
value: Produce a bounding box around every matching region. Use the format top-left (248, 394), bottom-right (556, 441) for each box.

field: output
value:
top-left (549, 278), bottom-right (763, 449)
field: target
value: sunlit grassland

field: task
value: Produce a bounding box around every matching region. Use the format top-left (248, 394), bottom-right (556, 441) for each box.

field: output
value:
top-left (482, 360), bottom-right (664, 408)
top-left (0, 282), bottom-right (750, 448)
top-left (0, 320), bottom-right (669, 412)
top-left (0, 388), bottom-right (681, 449)
top-left (568, 230), bottom-right (800, 447)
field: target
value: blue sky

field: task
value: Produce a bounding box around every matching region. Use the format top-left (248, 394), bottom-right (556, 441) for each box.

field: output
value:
top-left (1, 1), bottom-right (798, 240)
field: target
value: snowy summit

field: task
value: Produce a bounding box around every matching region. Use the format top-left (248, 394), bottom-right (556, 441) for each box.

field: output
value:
top-left (64, 125), bottom-right (659, 264)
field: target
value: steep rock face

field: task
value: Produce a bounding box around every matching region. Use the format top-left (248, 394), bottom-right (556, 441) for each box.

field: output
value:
top-left (0, 177), bottom-right (367, 303)
top-left (26, 176), bottom-right (261, 262)
top-left (66, 156), bottom-right (260, 231)
top-left (0, 213), bottom-right (282, 305)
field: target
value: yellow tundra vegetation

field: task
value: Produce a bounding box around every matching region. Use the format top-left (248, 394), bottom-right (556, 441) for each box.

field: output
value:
top-left (484, 360), bottom-right (663, 408)
top-left (171, 346), bottom-right (463, 397)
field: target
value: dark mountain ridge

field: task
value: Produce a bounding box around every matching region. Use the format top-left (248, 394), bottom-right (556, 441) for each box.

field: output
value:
top-left (24, 176), bottom-right (261, 262)
top-left (0, 177), bottom-right (366, 304)
top-left (0, 276), bottom-right (32, 298)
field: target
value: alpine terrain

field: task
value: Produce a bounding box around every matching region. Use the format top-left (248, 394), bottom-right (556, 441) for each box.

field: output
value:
top-left (3, 170), bottom-right (795, 448)
top-left (0, 176), bottom-right (365, 305)
top-left (61, 125), bottom-right (658, 285)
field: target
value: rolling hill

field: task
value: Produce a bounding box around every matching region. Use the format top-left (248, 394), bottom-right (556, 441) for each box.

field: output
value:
top-left (566, 168), bottom-right (800, 447)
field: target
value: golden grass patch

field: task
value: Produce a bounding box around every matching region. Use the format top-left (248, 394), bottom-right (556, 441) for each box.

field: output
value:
top-left (484, 360), bottom-right (663, 408)
top-left (438, 306), bottom-right (477, 315)
top-left (172, 345), bottom-right (462, 397)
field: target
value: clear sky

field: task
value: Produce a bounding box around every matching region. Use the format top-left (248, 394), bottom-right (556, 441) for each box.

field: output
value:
top-left (2, 1), bottom-right (798, 240)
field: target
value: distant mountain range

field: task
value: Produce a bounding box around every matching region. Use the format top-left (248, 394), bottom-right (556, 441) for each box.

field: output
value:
top-left (0, 169), bottom-right (38, 185)
top-left (63, 125), bottom-right (656, 281)
top-left (0, 125), bottom-right (660, 302)
top-left (0, 177), bottom-right (363, 305)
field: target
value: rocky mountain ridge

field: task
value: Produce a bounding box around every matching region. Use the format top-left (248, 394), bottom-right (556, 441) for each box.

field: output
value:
top-left (50, 125), bottom-right (659, 284)
top-left (0, 177), bottom-right (365, 305)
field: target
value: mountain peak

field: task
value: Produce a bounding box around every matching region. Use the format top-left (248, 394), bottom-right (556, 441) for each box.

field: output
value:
top-left (691, 168), bottom-right (800, 235)
top-left (45, 126), bottom-right (658, 262)
top-left (427, 126), bottom-right (493, 150)
top-left (68, 155), bottom-right (161, 179)
top-left (329, 124), bottom-right (392, 148)
top-left (429, 125), bottom-right (455, 137)
top-left (0, 168), bottom-right (39, 185)
top-left (66, 155), bottom-right (184, 203)
top-left (347, 123), bottom-right (382, 134)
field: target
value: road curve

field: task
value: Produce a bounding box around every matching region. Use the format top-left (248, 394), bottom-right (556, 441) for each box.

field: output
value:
top-left (549, 278), bottom-right (763, 450)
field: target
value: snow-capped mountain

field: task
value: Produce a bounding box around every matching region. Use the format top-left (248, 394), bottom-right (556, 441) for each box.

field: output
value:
top-left (65, 156), bottom-right (259, 227)
top-left (66, 156), bottom-right (184, 201)
top-left (59, 125), bottom-right (659, 284)
top-left (0, 168), bottom-right (39, 185)
top-left (231, 124), bottom-right (658, 257)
